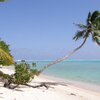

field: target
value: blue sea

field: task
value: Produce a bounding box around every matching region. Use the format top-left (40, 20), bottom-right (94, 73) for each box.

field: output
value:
top-left (20, 60), bottom-right (100, 86)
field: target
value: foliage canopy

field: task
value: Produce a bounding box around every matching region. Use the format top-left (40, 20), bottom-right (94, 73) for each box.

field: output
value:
top-left (73, 11), bottom-right (100, 45)
top-left (0, 39), bottom-right (14, 65)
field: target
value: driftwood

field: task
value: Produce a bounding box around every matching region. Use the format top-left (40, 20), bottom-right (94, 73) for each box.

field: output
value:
top-left (3, 82), bottom-right (52, 89)
top-left (3, 82), bottom-right (57, 89)
top-left (23, 83), bottom-right (50, 89)
top-left (3, 81), bottom-right (67, 89)
top-left (3, 80), bottom-right (19, 89)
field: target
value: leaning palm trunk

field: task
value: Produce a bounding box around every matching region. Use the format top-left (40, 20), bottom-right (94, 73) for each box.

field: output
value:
top-left (0, 48), bottom-right (14, 65)
top-left (40, 37), bottom-right (87, 73)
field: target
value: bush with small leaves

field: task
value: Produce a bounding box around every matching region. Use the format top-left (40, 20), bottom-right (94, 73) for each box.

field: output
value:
top-left (0, 60), bottom-right (39, 88)
top-left (14, 60), bottom-right (39, 85)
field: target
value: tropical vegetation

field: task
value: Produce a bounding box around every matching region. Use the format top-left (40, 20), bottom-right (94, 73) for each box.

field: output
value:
top-left (0, 0), bottom-right (13, 65)
top-left (0, 39), bottom-right (14, 65)
top-left (0, 60), bottom-right (39, 89)
top-left (0, 10), bottom-right (100, 89)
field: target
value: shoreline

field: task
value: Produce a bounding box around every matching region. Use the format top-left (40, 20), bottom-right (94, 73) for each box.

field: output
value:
top-left (0, 65), bottom-right (100, 93)
top-left (0, 66), bottom-right (100, 100)
top-left (40, 74), bottom-right (100, 93)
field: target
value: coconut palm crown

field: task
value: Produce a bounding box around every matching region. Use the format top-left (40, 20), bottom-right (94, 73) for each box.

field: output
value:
top-left (73, 11), bottom-right (100, 45)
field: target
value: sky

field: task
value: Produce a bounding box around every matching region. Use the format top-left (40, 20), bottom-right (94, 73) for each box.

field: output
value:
top-left (0, 0), bottom-right (100, 60)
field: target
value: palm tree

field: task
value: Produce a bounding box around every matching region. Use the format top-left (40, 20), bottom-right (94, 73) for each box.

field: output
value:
top-left (40, 10), bottom-right (100, 72)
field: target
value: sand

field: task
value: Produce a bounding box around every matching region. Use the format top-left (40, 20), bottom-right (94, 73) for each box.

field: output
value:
top-left (0, 66), bottom-right (100, 100)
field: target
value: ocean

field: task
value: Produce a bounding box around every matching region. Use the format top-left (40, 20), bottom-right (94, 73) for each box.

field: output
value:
top-left (19, 60), bottom-right (100, 86)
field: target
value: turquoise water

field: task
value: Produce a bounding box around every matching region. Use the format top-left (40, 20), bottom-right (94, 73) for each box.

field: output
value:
top-left (22, 60), bottom-right (100, 86)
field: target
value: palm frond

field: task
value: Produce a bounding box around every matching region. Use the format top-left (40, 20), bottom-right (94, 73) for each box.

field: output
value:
top-left (95, 38), bottom-right (100, 45)
top-left (92, 32), bottom-right (97, 42)
top-left (87, 12), bottom-right (91, 25)
top-left (0, 48), bottom-right (14, 65)
top-left (75, 24), bottom-right (87, 29)
top-left (94, 17), bottom-right (100, 30)
top-left (92, 32), bottom-right (100, 44)
top-left (73, 30), bottom-right (86, 41)
top-left (91, 11), bottom-right (100, 22)
top-left (93, 30), bottom-right (100, 34)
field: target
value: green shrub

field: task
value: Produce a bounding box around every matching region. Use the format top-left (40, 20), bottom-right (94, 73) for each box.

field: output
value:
top-left (0, 60), bottom-right (40, 88)
top-left (14, 60), bottom-right (39, 85)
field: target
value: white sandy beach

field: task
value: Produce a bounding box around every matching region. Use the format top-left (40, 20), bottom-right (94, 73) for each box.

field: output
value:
top-left (0, 66), bottom-right (100, 100)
